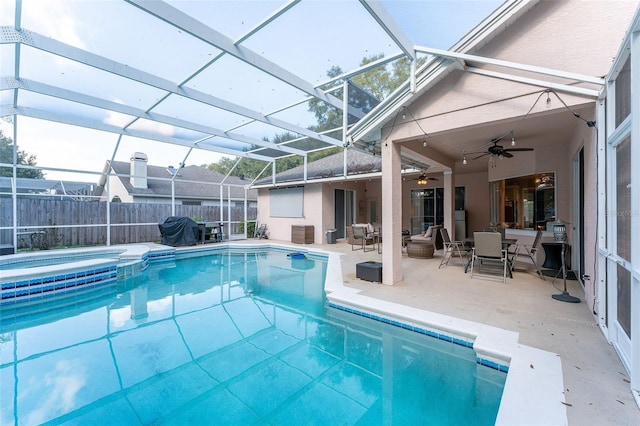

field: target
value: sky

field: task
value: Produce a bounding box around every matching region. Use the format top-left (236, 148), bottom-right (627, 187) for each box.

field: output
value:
top-left (0, 0), bottom-right (502, 182)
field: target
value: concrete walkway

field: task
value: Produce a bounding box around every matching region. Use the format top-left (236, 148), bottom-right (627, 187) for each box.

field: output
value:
top-left (294, 239), bottom-right (638, 426)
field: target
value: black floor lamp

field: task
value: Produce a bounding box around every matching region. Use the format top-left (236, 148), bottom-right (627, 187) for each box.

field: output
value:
top-left (551, 220), bottom-right (580, 303)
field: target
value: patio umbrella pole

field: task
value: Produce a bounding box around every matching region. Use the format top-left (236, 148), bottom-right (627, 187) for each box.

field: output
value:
top-left (552, 242), bottom-right (580, 303)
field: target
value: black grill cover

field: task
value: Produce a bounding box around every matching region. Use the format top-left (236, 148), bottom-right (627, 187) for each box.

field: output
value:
top-left (159, 216), bottom-right (198, 247)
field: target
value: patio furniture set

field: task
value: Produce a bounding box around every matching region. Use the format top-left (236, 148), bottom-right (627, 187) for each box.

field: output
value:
top-left (354, 224), bottom-right (548, 285)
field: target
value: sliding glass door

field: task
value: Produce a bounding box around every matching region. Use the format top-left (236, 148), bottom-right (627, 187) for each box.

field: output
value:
top-left (410, 187), bottom-right (465, 234)
top-left (334, 189), bottom-right (355, 239)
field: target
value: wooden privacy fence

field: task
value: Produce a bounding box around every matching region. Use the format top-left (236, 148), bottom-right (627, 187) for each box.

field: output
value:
top-left (0, 197), bottom-right (256, 249)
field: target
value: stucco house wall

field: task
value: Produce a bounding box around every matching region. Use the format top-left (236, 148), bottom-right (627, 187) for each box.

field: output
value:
top-left (257, 184), bottom-right (324, 243)
top-left (567, 108), bottom-right (600, 311)
top-left (452, 172), bottom-right (491, 235)
top-left (107, 174), bottom-right (134, 203)
top-left (395, 2), bottom-right (631, 139)
top-left (257, 178), bottom-right (375, 243)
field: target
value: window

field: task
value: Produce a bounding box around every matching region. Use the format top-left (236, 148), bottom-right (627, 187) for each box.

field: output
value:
top-left (269, 186), bottom-right (304, 218)
top-left (490, 173), bottom-right (555, 230)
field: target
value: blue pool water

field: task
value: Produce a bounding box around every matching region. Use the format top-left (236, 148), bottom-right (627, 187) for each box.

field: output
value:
top-left (0, 249), bottom-right (506, 425)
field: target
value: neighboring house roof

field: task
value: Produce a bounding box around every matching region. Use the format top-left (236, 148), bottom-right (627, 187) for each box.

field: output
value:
top-left (103, 161), bottom-right (256, 201)
top-left (254, 149), bottom-right (381, 186)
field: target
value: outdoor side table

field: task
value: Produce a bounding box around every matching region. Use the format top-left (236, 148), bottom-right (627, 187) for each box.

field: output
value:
top-left (406, 241), bottom-right (434, 258)
top-left (356, 261), bottom-right (382, 282)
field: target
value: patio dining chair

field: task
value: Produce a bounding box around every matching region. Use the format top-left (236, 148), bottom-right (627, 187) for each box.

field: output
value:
top-left (470, 232), bottom-right (508, 284)
top-left (351, 225), bottom-right (376, 252)
top-left (508, 229), bottom-right (545, 280)
top-left (438, 228), bottom-right (470, 268)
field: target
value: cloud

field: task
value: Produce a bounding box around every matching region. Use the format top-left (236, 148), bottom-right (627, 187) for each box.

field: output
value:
top-left (24, 359), bottom-right (87, 425)
top-left (24, 0), bottom-right (87, 50)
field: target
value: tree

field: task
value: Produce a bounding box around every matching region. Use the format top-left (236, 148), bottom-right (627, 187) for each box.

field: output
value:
top-left (206, 156), bottom-right (269, 180)
top-left (0, 128), bottom-right (45, 179)
top-left (203, 53), bottom-right (419, 178)
top-left (308, 54), bottom-right (422, 132)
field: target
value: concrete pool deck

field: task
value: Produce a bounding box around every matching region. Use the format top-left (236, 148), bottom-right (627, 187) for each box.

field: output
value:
top-left (232, 238), bottom-right (639, 426)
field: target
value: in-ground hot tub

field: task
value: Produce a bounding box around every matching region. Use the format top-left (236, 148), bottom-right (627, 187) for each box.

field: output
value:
top-left (0, 246), bottom-right (158, 305)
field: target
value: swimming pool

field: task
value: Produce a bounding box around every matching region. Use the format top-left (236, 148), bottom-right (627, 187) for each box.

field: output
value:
top-left (1, 248), bottom-right (507, 425)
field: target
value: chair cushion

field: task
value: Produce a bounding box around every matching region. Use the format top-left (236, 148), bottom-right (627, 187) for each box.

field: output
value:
top-left (423, 226), bottom-right (433, 237)
top-left (353, 223), bottom-right (375, 234)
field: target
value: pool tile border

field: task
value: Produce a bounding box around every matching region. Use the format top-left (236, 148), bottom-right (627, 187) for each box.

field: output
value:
top-left (328, 301), bottom-right (508, 372)
top-left (0, 246), bottom-right (153, 305)
top-left (1, 264), bottom-right (118, 305)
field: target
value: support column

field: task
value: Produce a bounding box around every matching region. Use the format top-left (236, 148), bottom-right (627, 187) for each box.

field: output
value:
top-left (443, 170), bottom-right (455, 239)
top-left (381, 139), bottom-right (403, 285)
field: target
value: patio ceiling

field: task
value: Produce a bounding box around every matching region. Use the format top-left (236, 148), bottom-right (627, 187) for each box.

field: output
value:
top-left (400, 101), bottom-right (595, 174)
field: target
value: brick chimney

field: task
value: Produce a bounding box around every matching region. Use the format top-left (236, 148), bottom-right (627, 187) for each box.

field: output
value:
top-left (130, 152), bottom-right (148, 189)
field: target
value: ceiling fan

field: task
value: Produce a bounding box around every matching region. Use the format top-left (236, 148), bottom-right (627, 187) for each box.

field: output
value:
top-left (413, 173), bottom-right (438, 185)
top-left (472, 138), bottom-right (534, 160)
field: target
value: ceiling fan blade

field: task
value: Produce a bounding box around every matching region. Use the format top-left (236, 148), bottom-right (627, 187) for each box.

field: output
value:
top-left (503, 147), bottom-right (534, 152)
top-left (502, 151), bottom-right (514, 158)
